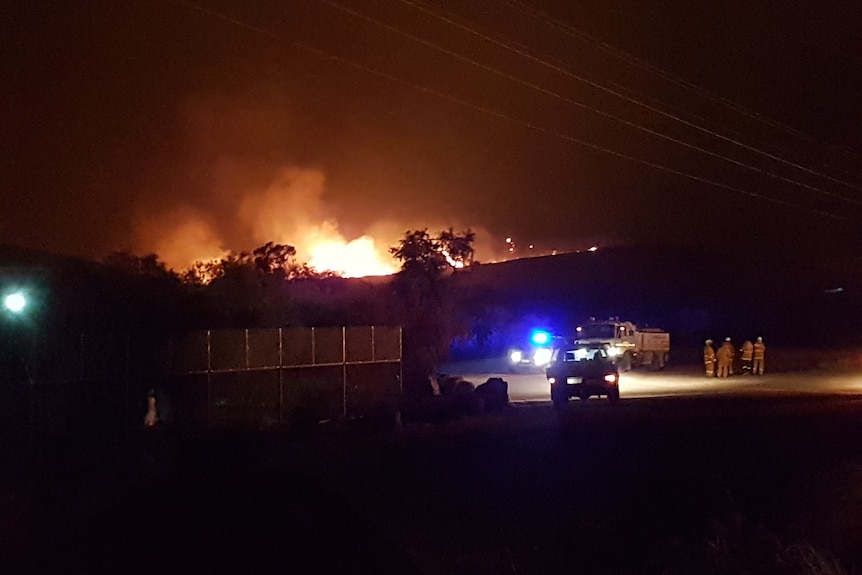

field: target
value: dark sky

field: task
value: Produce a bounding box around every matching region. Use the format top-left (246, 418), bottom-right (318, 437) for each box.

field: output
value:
top-left (2, 0), bottom-right (861, 268)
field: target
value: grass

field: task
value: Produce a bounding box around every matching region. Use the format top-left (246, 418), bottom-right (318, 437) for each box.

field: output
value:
top-left (5, 395), bottom-right (862, 574)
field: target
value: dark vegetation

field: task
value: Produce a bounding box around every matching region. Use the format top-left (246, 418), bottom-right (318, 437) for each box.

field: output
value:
top-left (4, 237), bottom-right (862, 400)
top-left (5, 239), bottom-right (862, 573)
top-left (3, 397), bottom-right (862, 574)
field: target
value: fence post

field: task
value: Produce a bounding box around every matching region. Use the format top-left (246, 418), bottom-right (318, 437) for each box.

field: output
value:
top-left (311, 327), bottom-right (316, 365)
top-left (124, 332), bottom-right (130, 434)
top-left (342, 326), bottom-right (347, 418)
top-left (79, 333), bottom-right (85, 384)
top-left (206, 329), bottom-right (212, 429)
top-left (244, 328), bottom-right (250, 425)
top-left (79, 333), bottom-right (85, 436)
top-left (278, 327), bottom-right (283, 424)
top-left (244, 329), bottom-right (250, 370)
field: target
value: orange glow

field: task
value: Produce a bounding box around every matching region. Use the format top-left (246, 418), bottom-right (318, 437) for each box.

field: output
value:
top-left (135, 209), bottom-right (227, 272)
top-left (237, 169), bottom-right (399, 277)
top-left (134, 166), bottom-right (505, 278)
top-left (307, 235), bottom-right (397, 277)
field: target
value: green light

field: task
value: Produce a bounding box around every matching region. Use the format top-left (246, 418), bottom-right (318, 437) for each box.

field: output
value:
top-left (4, 292), bottom-right (26, 313)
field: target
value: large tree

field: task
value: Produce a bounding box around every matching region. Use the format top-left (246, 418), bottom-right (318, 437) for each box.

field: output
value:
top-left (390, 228), bottom-right (475, 396)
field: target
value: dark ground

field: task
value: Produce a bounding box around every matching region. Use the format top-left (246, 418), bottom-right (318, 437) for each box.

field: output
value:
top-left (4, 395), bottom-right (862, 574)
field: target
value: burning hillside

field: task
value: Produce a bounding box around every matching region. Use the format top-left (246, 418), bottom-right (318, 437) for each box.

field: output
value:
top-left (134, 166), bottom-right (503, 277)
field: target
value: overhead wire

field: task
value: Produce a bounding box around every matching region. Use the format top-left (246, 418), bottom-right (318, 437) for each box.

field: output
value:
top-left (169, 0), bottom-right (859, 224)
top-left (394, 0), bottom-right (862, 197)
top-left (506, 0), bottom-right (862, 166)
top-left (499, 34), bottom-right (862, 186)
top-left (316, 0), bottom-right (862, 208)
top-left (512, 41), bottom-right (857, 182)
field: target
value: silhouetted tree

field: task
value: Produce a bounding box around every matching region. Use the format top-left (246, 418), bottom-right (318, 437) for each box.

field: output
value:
top-left (390, 228), bottom-right (476, 397)
top-left (439, 227), bottom-right (475, 267)
top-left (178, 243), bottom-right (347, 327)
top-left (103, 251), bottom-right (177, 280)
top-left (390, 229), bottom-right (449, 275)
top-left (252, 242), bottom-right (296, 277)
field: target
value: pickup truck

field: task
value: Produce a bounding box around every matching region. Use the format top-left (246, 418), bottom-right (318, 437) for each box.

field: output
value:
top-left (546, 344), bottom-right (620, 406)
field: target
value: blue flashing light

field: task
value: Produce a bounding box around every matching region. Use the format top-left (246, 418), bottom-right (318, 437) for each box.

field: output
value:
top-left (530, 330), bottom-right (551, 346)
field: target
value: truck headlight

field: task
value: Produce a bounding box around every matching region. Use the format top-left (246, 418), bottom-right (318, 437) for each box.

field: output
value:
top-left (606, 346), bottom-right (620, 357)
top-left (533, 348), bottom-right (553, 366)
top-left (510, 350), bottom-right (523, 363)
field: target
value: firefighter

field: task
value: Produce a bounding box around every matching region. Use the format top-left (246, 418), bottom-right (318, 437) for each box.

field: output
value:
top-left (752, 336), bottom-right (766, 375)
top-left (740, 339), bottom-right (754, 375)
top-left (716, 338), bottom-right (732, 378)
top-left (144, 388), bottom-right (158, 428)
top-left (721, 337), bottom-right (736, 377)
top-left (703, 339), bottom-right (716, 377)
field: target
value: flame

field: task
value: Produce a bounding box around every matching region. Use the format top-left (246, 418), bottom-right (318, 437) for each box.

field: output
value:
top-left (237, 169), bottom-right (399, 277)
top-left (308, 235), bottom-right (396, 277)
top-left (442, 250), bottom-right (465, 269)
top-left (133, 167), bottom-right (506, 278)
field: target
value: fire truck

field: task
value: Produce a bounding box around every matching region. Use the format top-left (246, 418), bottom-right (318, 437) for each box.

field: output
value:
top-left (574, 318), bottom-right (670, 371)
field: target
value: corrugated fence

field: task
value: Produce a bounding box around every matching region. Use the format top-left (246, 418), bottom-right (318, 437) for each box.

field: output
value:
top-left (0, 326), bottom-right (401, 440)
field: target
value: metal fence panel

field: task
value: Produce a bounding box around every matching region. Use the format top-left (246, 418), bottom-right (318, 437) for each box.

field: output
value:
top-left (373, 326), bottom-right (401, 361)
top-left (281, 327), bottom-right (313, 366)
top-left (242, 370), bottom-right (280, 426)
top-left (345, 362), bottom-right (401, 417)
top-left (209, 371), bottom-right (281, 428)
top-left (280, 366), bottom-right (344, 422)
top-left (313, 327), bottom-right (344, 365)
top-left (12, 325), bottom-right (401, 440)
top-left (247, 329), bottom-right (280, 369)
top-left (345, 326), bottom-right (373, 363)
top-left (210, 329), bottom-right (246, 371)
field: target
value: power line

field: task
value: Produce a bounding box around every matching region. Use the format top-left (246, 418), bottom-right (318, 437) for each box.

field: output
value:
top-left (316, 0), bottom-right (862, 208)
top-left (395, 0), bottom-right (862, 197)
top-left (505, 0), bottom-right (862, 165)
top-left (170, 0), bottom-right (281, 40)
top-left (500, 34), bottom-right (862, 186)
top-left (170, 0), bottom-right (859, 224)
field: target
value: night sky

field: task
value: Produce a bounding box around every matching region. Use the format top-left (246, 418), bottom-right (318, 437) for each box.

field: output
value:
top-left (2, 0), bottom-right (861, 269)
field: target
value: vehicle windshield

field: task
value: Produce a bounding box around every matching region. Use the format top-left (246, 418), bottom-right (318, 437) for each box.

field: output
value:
top-left (579, 323), bottom-right (617, 339)
top-left (563, 347), bottom-right (608, 362)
